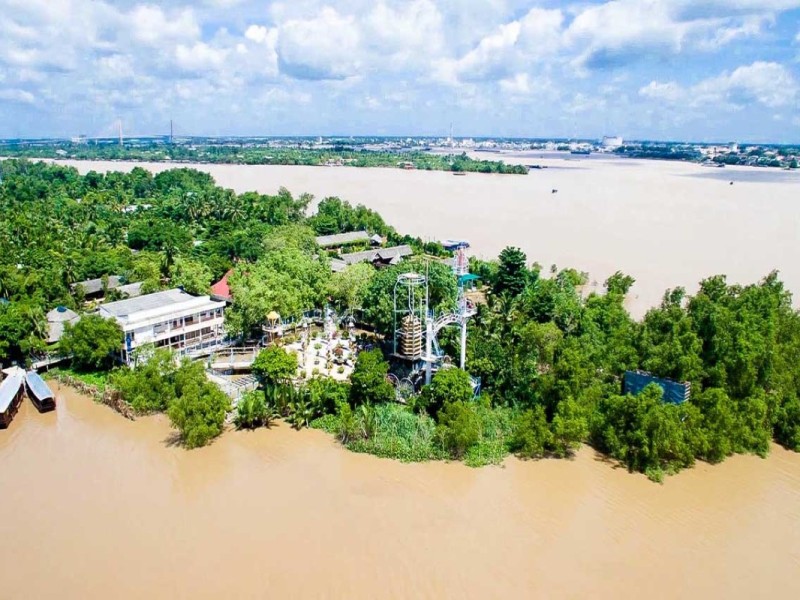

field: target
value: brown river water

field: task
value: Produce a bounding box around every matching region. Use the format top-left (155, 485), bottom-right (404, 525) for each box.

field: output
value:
top-left (2, 385), bottom-right (799, 599)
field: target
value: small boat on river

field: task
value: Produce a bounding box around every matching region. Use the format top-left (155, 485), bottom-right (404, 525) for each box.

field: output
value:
top-left (0, 368), bottom-right (25, 428)
top-left (25, 370), bottom-right (56, 412)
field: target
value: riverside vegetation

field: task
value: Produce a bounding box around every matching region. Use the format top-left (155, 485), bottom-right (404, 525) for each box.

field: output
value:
top-left (1, 160), bottom-right (799, 480)
top-left (0, 140), bottom-right (529, 174)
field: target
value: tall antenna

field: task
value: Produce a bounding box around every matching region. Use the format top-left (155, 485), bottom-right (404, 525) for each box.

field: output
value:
top-left (449, 122), bottom-right (453, 146)
top-left (118, 119), bottom-right (123, 147)
top-left (170, 119), bottom-right (174, 144)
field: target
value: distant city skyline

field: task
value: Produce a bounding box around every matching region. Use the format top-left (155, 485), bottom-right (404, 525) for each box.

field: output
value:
top-left (1, 1), bottom-right (799, 143)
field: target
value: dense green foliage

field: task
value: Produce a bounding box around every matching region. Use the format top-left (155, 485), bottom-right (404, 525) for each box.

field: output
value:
top-left (251, 346), bottom-right (298, 387)
top-left (0, 141), bottom-right (528, 174)
top-left (59, 315), bottom-right (123, 371)
top-left (234, 389), bottom-right (274, 429)
top-left (110, 349), bottom-right (230, 447)
top-left (417, 367), bottom-right (474, 417)
top-left (167, 361), bottom-right (231, 448)
top-left (349, 349), bottom-right (394, 406)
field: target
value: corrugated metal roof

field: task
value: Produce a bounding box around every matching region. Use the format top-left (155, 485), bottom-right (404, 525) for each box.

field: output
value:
top-left (340, 245), bottom-right (413, 265)
top-left (315, 231), bottom-right (371, 247)
top-left (47, 306), bottom-right (80, 343)
top-left (71, 276), bottom-right (123, 295)
top-left (0, 371), bottom-right (24, 413)
top-left (99, 289), bottom-right (199, 318)
top-left (118, 282), bottom-right (143, 298)
top-left (330, 259), bottom-right (347, 273)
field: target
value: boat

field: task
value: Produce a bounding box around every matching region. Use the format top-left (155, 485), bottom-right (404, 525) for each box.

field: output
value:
top-left (452, 172), bottom-right (466, 176)
top-left (25, 370), bottom-right (56, 412)
top-left (570, 149), bottom-right (591, 156)
top-left (0, 368), bottom-right (25, 428)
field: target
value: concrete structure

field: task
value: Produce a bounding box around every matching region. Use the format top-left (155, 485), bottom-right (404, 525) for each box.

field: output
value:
top-left (98, 289), bottom-right (226, 364)
top-left (602, 136), bottom-right (623, 149)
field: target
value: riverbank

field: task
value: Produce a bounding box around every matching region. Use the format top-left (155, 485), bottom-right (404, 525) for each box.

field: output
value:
top-left (49, 157), bottom-right (800, 319)
top-left (1, 385), bottom-right (799, 599)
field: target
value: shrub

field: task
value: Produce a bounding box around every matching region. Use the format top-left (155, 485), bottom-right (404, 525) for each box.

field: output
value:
top-left (436, 401), bottom-right (480, 459)
top-left (234, 389), bottom-right (271, 429)
top-left (510, 406), bottom-right (551, 459)
top-left (167, 361), bottom-right (231, 448)
top-left (60, 314), bottom-right (123, 371)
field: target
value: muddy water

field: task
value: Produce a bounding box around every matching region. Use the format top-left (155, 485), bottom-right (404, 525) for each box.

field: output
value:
top-left (54, 158), bottom-right (800, 318)
top-left (1, 386), bottom-right (799, 599)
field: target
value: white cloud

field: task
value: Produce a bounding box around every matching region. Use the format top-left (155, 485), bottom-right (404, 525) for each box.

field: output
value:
top-left (694, 61), bottom-right (798, 108)
top-left (640, 61), bottom-right (798, 109)
top-left (276, 7), bottom-right (361, 80)
top-left (175, 42), bottom-right (228, 74)
top-left (435, 7), bottom-right (563, 84)
top-left (639, 81), bottom-right (685, 102)
top-left (363, 0), bottom-right (444, 56)
top-left (499, 73), bottom-right (531, 94)
top-left (566, 0), bottom-right (796, 70)
top-left (0, 88), bottom-right (36, 104)
top-left (127, 5), bottom-right (200, 45)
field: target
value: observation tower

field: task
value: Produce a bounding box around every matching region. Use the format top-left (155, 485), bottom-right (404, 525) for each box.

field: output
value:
top-left (392, 246), bottom-right (477, 387)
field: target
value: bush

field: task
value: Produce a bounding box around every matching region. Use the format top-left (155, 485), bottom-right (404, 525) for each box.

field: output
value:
top-left (252, 346), bottom-right (298, 386)
top-left (436, 401), bottom-right (480, 459)
top-left (312, 402), bottom-right (441, 461)
top-left (418, 367), bottom-right (473, 418)
top-left (166, 360), bottom-right (231, 448)
top-left (110, 348), bottom-right (177, 413)
top-left (349, 348), bottom-right (394, 406)
top-left (510, 406), bottom-right (551, 459)
top-left (234, 389), bottom-right (271, 429)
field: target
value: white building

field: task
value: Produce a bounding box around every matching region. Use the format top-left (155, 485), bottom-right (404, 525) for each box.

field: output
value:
top-left (98, 289), bottom-right (226, 364)
top-left (602, 136), bottom-right (623, 149)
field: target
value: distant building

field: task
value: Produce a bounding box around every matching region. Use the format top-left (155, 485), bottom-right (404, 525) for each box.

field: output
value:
top-left (98, 289), bottom-right (226, 364)
top-left (602, 136), bottom-right (623, 149)
top-left (315, 231), bottom-right (375, 248)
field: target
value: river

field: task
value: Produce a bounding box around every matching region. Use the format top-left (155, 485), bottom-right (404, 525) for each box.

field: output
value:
top-left (53, 156), bottom-right (800, 318)
top-left (1, 386), bottom-right (799, 599)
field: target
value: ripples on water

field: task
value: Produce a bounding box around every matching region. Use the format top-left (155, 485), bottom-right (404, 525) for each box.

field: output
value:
top-left (1, 386), bottom-right (799, 599)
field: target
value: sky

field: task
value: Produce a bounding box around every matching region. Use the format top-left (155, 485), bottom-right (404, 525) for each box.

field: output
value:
top-left (1, 0), bottom-right (799, 142)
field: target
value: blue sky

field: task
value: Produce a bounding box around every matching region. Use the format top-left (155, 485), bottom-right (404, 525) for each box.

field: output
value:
top-left (1, 0), bottom-right (799, 142)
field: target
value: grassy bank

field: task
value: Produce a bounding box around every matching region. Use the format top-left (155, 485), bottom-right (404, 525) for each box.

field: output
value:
top-left (311, 402), bottom-right (519, 467)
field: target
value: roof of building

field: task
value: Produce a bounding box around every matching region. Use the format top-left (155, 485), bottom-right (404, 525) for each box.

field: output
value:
top-left (98, 289), bottom-right (221, 322)
top-left (71, 276), bottom-right (123, 295)
top-left (210, 269), bottom-right (234, 300)
top-left (315, 231), bottom-right (371, 247)
top-left (0, 370), bottom-right (24, 413)
top-left (118, 282), bottom-right (143, 298)
top-left (330, 259), bottom-right (347, 273)
top-left (339, 245), bottom-right (413, 266)
top-left (46, 306), bottom-right (80, 344)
